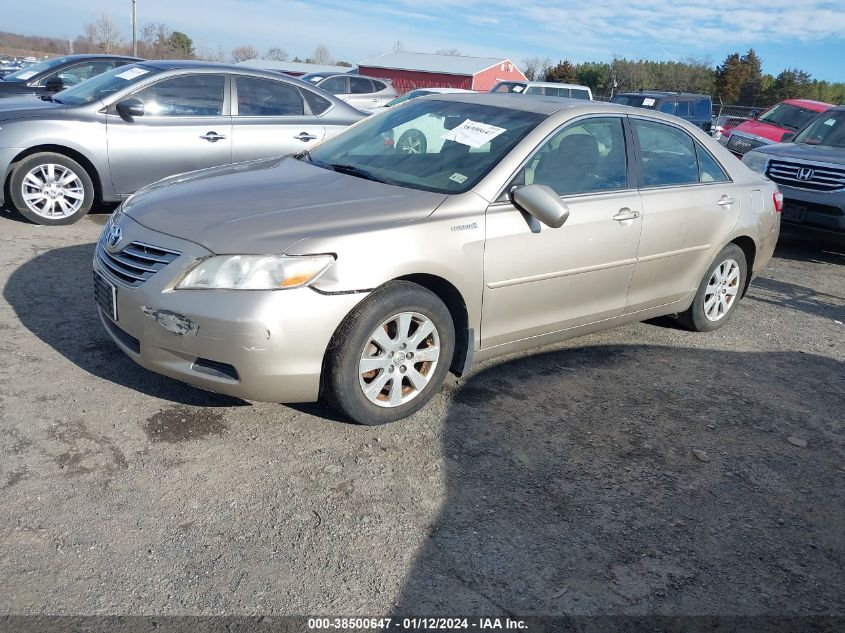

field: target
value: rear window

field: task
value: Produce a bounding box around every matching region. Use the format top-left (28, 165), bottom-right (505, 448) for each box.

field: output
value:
top-left (611, 94), bottom-right (658, 109)
top-left (570, 88), bottom-right (590, 100)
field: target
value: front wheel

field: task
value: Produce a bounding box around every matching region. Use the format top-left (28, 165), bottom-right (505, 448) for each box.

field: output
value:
top-left (679, 243), bottom-right (747, 332)
top-left (9, 152), bottom-right (94, 225)
top-left (323, 281), bottom-right (454, 425)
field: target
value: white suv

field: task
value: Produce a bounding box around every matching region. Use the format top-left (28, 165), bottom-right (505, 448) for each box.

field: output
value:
top-left (301, 73), bottom-right (397, 109)
top-left (491, 80), bottom-right (593, 100)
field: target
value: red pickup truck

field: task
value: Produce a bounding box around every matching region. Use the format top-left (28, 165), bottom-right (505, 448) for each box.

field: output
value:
top-left (719, 98), bottom-right (833, 157)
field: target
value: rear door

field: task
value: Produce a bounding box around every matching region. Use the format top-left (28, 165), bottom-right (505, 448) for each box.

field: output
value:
top-left (231, 75), bottom-right (325, 161)
top-left (347, 76), bottom-right (378, 109)
top-left (106, 73), bottom-right (231, 194)
top-left (625, 117), bottom-right (741, 312)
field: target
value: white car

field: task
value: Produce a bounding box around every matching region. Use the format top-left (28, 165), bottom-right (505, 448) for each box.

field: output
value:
top-left (364, 88), bottom-right (477, 154)
top-left (491, 80), bottom-right (593, 101)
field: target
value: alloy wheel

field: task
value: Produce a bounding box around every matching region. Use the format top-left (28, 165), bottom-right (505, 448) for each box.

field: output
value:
top-left (20, 163), bottom-right (85, 220)
top-left (358, 311), bottom-right (441, 408)
top-left (704, 258), bottom-right (740, 322)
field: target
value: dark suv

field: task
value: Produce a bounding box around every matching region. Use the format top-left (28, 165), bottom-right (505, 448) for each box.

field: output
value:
top-left (741, 106), bottom-right (845, 233)
top-left (611, 91), bottom-right (713, 132)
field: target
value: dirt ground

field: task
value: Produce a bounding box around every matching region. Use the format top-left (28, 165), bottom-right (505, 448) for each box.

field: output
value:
top-left (0, 206), bottom-right (843, 618)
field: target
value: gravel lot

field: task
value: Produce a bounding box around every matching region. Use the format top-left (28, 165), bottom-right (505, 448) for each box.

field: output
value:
top-left (0, 207), bottom-right (843, 618)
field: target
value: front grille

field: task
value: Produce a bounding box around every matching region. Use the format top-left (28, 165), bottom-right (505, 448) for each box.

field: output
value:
top-left (726, 133), bottom-right (768, 156)
top-left (96, 237), bottom-right (180, 287)
top-left (767, 160), bottom-right (845, 192)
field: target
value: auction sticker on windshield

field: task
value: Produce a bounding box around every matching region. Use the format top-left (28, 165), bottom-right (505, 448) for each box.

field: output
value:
top-left (116, 68), bottom-right (149, 80)
top-left (443, 119), bottom-right (506, 148)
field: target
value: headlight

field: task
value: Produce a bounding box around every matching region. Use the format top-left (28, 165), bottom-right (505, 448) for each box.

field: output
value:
top-left (742, 151), bottom-right (768, 174)
top-left (176, 254), bottom-right (334, 290)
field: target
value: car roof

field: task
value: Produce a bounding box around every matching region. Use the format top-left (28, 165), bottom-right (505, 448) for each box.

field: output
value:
top-left (55, 54), bottom-right (142, 63)
top-left (615, 90), bottom-right (709, 99)
top-left (780, 98), bottom-right (835, 110)
top-left (420, 91), bottom-right (645, 115)
top-left (520, 81), bottom-right (591, 90)
top-left (410, 87), bottom-right (475, 94)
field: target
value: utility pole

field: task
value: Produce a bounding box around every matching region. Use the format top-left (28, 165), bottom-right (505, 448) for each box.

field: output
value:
top-left (131, 0), bottom-right (137, 57)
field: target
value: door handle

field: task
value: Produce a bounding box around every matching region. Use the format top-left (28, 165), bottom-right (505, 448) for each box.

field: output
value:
top-left (295, 132), bottom-right (318, 142)
top-left (717, 196), bottom-right (735, 206)
top-left (613, 208), bottom-right (640, 222)
top-left (200, 131), bottom-right (226, 142)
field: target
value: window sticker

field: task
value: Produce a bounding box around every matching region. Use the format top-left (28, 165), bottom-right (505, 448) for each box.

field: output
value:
top-left (512, 85), bottom-right (524, 93)
top-left (115, 67), bottom-right (149, 80)
top-left (642, 97), bottom-right (656, 106)
top-left (449, 172), bottom-right (468, 184)
top-left (442, 119), bottom-right (506, 149)
top-left (823, 118), bottom-right (836, 126)
top-left (16, 71), bottom-right (37, 80)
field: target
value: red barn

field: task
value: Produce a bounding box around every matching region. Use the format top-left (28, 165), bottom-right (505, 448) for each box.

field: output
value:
top-left (357, 51), bottom-right (526, 96)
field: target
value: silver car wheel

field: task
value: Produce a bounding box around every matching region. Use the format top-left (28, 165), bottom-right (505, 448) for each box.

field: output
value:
top-left (397, 130), bottom-right (425, 154)
top-left (704, 258), bottom-right (740, 322)
top-left (358, 311), bottom-right (441, 408)
top-left (21, 163), bottom-right (85, 219)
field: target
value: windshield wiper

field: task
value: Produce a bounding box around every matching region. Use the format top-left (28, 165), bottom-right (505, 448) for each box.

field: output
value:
top-left (326, 163), bottom-right (389, 184)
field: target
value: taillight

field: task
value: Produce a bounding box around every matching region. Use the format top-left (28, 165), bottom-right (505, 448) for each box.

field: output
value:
top-left (773, 190), bottom-right (784, 213)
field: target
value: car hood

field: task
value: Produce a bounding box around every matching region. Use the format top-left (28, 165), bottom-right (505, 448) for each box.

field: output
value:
top-left (754, 142), bottom-right (845, 165)
top-left (731, 119), bottom-right (793, 142)
top-left (0, 96), bottom-right (66, 119)
top-left (124, 156), bottom-right (448, 254)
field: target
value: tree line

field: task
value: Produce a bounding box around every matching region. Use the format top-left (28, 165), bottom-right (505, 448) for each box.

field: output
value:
top-left (523, 51), bottom-right (845, 105)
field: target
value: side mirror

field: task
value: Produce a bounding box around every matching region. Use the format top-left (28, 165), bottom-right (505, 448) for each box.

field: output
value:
top-left (116, 98), bottom-right (145, 119)
top-left (781, 132), bottom-right (794, 143)
top-left (44, 76), bottom-right (64, 92)
top-left (511, 184), bottom-right (570, 229)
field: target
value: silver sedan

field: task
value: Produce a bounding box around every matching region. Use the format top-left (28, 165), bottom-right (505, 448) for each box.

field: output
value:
top-left (0, 61), bottom-right (364, 225)
top-left (94, 94), bottom-right (781, 424)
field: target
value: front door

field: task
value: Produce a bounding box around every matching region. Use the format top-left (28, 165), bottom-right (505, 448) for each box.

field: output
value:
top-left (482, 116), bottom-right (643, 348)
top-left (231, 75), bottom-right (325, 162)
top-left (106, 73), bottom-right (232, 194)
top-left (626, 117), bottom-right (741, 312)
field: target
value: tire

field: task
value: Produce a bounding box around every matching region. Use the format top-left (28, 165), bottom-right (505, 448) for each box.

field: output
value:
top-left (9, 152), bottom-right (95, 225)
top-left (396, 129), bottom-right (427, 154)
top-left (679, 243), bottom-right (747, 332)
top-left (324, 281), bottom-right (455, 425)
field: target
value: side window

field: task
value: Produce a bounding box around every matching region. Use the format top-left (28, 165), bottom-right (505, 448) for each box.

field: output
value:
top-left (658, 100), bottom-right (677, 115)
top-left (696, 143), bottom-right (729, 183)
top-left (675, 101), bottom-right (691, 117)
top-left (695, 99), bottom-right (712, 119)
top-left (132, 75), bottom-right (225, 116)
top-left (44, 62), bottom-right (97, 87)
top-left (320, 76), bottom-right (347, 94)
top-left (371, 80), bottom-right (387, 92)
top-left (571, 89), bottom-right (590, 100)
top-left (349, 77), bottom-right (374, 94)
top-left (303, 90), bottom-right (332, 115)
top-left (525, 86), bottom-right (542, 95)
top-left (633, 119), bottom-right (699, 187)
top-left (521, 117), bottom-right (628, 196)
top-left (235, 77), bottom-right (304, 116)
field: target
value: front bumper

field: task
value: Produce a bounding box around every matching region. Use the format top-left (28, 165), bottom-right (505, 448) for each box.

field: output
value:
top-left (93, 216), bottom-right (365, 403)
top-left (776, 185), bottom-right (845, 233)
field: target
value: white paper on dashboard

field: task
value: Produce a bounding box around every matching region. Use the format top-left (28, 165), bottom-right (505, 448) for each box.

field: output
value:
top-left (115, 68), bottom-right (149, 80)
top-left (442, 119), bottom-right (507, 149)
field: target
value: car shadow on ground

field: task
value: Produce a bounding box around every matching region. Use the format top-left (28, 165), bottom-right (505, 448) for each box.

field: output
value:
top-left (775, 226), bottom-right (845, 266)
top-left (3, 243), bottom-right (246, 407)
top-left (394, 344), bottom-right (845, 615)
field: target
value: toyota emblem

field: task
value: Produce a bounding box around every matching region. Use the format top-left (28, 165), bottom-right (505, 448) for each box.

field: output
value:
top-left (107, 225), bottom-right (123, 250)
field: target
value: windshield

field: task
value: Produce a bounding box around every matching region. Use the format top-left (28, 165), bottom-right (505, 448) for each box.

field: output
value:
top-left (610, 94), bottom-right (658, 109)
top-left (385, 90), bottom-right (434, 107)
top-left (306, 99), bottom-right (544, 194)
top-left (757, 103), bottom-right (824, 131)
top-left (4, 56), bottom-right (66, 81)
top-left (53, 63), bottom-right (162, 105)
top-left (793, 110), bottom-right (845, 148)
top-left (491, 82), bottom-right (527, 94)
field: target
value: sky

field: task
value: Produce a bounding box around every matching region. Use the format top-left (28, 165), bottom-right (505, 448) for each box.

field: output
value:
top-left (6, 0), bottom-right (845, 82)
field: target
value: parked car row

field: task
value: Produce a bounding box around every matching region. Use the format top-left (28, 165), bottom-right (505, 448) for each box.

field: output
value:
top-left (0, 59), bottom-right (364, 224)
